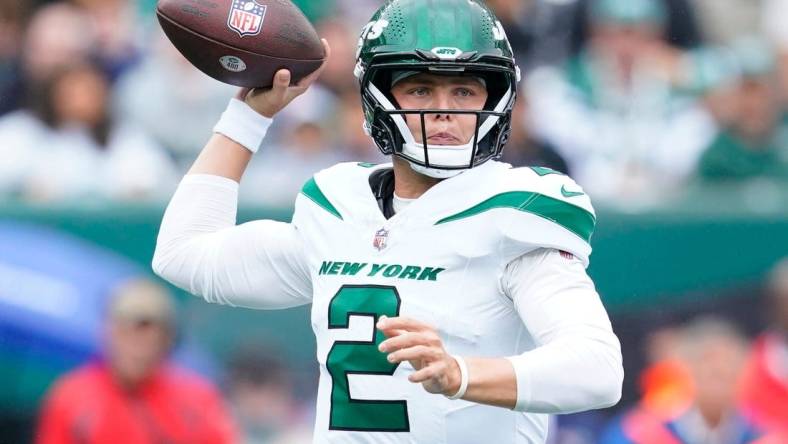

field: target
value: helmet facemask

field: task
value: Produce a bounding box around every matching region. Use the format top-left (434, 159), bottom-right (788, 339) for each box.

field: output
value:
top-left (360, 57), bottom-right (517, 178)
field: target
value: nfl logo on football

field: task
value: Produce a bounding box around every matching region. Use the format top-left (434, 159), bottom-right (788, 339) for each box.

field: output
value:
top-left (373, 228), bottom-right (389, 251)
top-left (227, 0), bottom-right (267, 37)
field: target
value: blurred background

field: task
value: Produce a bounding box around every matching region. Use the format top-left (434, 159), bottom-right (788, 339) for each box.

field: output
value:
top-left (0, 0), bottom-right (787, 443)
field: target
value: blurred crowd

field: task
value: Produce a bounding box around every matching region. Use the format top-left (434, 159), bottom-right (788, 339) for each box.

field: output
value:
top-left (1, 0), bottom-right (788, 206)
top-left (30, 256), bottom-right (788, 444)
top-left (35, 276), bottom-right (315, 444)
top-left (590, 260), bottom-right (788, 444)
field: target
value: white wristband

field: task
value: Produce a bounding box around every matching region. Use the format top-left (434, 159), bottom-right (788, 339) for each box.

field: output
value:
top-left (446, 355), bottom-right (469, 400)
top-left (213, 98), bottom-right (273, 153)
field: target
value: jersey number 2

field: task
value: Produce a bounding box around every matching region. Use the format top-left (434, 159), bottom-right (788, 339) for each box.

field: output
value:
top-left (326, 285), bottom-right (410, 432)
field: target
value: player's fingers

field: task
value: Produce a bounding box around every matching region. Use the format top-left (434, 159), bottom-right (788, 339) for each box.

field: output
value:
top-left (408, 362), bottom-right (442, 383)
top-left (294, 38), bottom-right (331, 88)
top-left (379, 332), bottom-right (431, 353)
top-left (322, 37), bottom-right (332, 60)
top-left (377, 315), bottom-right (409, 338)
top-left (307, 38), bottom-right (332, 81)
top-left (377, 316), bottom-right (433, 333)
top-left (377, 316), bottom-right (434, 340)
top-left (379, 327), bottom-right (410, 339)
top-left (386, 345), bottom-right (438, 364)
top-left (271, 69), bottom-right (291, 100)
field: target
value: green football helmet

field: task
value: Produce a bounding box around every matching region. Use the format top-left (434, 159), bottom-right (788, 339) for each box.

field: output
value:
top-left (355, 0), bottom-right (520, 178)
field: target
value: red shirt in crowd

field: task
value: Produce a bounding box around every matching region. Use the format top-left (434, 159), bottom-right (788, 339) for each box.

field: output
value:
top-left (739, 333), bottom-right (788, 435)
top-left (36, 361), bottom-right (236, 444)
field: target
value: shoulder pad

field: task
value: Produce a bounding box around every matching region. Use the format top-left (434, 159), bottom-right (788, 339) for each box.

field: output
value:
top-left (432, 165), bottom-right (596, 265)
top-left (294, 162), bottom-right (390, 223)
top-left (495, 167), bottom-right (596, 266)
top-left (504, 167), bottom-right (596, 234)
top-left (505, 167), bottom-right (595, 265)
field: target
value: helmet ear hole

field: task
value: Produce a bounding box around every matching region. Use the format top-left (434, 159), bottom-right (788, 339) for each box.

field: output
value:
top-left (478, 71), bottom-right (509, 110)
top-left (370, 107), bottom-right (403, 156)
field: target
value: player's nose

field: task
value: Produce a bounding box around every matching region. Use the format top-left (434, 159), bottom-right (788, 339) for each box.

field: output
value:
top-left (433, 89), bottom-right (453, 108)
top-left (431, 91), bottom-right (453, 121)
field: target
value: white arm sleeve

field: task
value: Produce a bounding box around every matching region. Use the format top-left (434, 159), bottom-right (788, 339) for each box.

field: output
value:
top-left (152, 174), bottom-right (312, 309)
top-left (502, 249), bottom-right (623, 413)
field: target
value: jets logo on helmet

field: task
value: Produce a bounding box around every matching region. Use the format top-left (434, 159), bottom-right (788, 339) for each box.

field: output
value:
top-left (431, 47), bottom-right (463, 60)
top-left (355, 0), bottom-right (520, 179)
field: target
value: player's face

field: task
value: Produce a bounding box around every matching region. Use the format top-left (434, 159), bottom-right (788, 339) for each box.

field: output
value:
top-left (391, 73), bottom-right (488, 146)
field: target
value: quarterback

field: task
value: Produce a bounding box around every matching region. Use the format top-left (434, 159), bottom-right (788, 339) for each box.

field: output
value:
top-left (153, 0), bottom-right (623, 443)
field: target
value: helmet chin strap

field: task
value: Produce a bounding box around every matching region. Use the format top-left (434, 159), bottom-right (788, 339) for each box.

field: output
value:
top-left (408, 162), bottom-right (465, 179)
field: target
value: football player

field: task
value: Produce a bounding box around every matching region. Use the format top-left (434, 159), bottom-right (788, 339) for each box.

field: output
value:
top-left (153, 0), bottom-right (624, 442)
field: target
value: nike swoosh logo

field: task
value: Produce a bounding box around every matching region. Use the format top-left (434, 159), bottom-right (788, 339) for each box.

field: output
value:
top-left (561, 185), bottom-right (585, 198)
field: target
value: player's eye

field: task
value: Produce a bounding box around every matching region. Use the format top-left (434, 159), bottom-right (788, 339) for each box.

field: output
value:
top-left (408, 87), bottom-right (430, 97)
top-left (455, 87), bottom-right (475, 97)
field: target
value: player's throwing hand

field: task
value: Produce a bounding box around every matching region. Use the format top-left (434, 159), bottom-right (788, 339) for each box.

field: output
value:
top-left (377, 316), bottom-right (463, 397)
top-left (240, 38), bottom-right (331, 118)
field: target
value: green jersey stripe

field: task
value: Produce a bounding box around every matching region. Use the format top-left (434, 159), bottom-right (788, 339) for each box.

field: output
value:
top-left (435, 191), bottom-right (596, 242)
top-left (530, 166), bottom-right (564, 177)
top-left (301, 178), bottom-right (343, 220)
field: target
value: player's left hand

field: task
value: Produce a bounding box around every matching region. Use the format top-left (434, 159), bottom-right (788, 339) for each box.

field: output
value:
top-left (377, 316), bottom-right (462, 396)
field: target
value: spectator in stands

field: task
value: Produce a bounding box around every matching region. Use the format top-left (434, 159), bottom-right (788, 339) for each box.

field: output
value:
top-left (0, 0), bottom-right (28, 115)
top-left (486, 0), bottom-right (582, 71)
top-left (763, 0), bottom-right (788, 58)
top-left (500, 90), bottom-right (570, 174)
top-left (697, 38), bottom-right (788, 181)
top-left (0, 61), bottom-right (177, 201)
top-left (21, 2), bottom-right (94, 85)
top-left (598, 324), bottom-right (692, 444)
top-left (242, 116), bottom-right (346, 205)
top-left (602, 317), bottom-right (763, 444)
top-left (761, 0), bottom-right (788, 111)
top-left (636, 326), bottom-right (695, 420)
top-left (739, 259), bottom-right (788, 437)
top-left (333, 90), bottom-right (387, 164)
top-left (36, 278), bottom-right (236, 444)
top-left (329, 0), bottom-right (383, 31)
top-left (693, 0), bottom-right (763, 45)
top-left (0, 3), bottom-right (92, 195)
top-left (268, 17), bottom-right (361, 155)
top-left (570, 0), bottom-right (703, 53)
top-left (315, 18), bottom-right (360, 96)
top-left (69, 0), bottom-right (142, 80)
top-left (551, 324), bottom-right (689, 444)
top-left (226, 344), bottom-right (312, 444)
top-left (527, 0), bottom-right (717, 203)
top-left (671, 318), bottom-right (761, 442)
top-left (113, 29), bottom-right (236, 168)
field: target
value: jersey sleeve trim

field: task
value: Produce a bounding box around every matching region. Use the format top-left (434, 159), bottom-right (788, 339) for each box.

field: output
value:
top-left (301, 177), bottom-right (343, 220)
top-left (435, 191), bottom-right (596, 243)
top-left (529, 166), bottom-right (564, 177)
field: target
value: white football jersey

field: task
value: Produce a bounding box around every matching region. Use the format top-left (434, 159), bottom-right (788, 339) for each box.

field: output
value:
top-left (291, 160), bottom-right (596, 444)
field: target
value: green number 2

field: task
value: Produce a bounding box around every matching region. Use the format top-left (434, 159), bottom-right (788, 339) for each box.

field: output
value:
top-left (326, 285), bottom-right (410, 432)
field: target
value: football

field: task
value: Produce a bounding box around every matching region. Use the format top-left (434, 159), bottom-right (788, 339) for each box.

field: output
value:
top-left (156, 0), bottom-right (325, 88)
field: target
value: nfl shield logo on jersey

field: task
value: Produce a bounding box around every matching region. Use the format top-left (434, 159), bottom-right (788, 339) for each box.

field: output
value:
top-left (373, 228), bottom-right (389, 251)
top-left (227, 0), bottom-right (267, 37)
